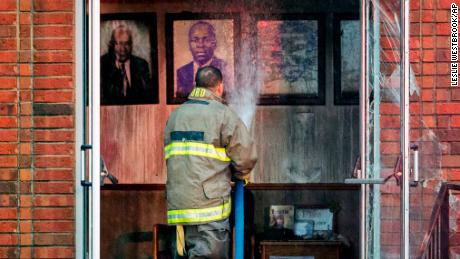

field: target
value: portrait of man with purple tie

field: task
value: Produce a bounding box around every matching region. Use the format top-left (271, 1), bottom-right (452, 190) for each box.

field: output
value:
top-left (100, 14), bottom-right (158, 105)
top-left (167, 16), bottom-right (236, 103)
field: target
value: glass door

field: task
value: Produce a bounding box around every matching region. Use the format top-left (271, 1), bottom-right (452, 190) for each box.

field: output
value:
top-left (351, 0), bottom-right (443, 258)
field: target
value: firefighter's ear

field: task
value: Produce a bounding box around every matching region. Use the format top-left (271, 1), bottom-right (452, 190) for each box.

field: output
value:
top-left (216, 81), bottom-right (224, 97)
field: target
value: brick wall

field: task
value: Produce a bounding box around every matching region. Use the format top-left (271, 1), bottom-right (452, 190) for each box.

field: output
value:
top-left (0, 0), bottom-right (75, 258)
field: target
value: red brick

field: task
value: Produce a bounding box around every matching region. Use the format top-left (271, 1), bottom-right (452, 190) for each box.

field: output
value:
top-left (0, 39), bottom-right (16, 51)
top-left (0, 25), bottom-right (16, 38)
top-left (381, 116), bottom-right (401, 128)
top-left (0, 91), bottom-right (17, 103)
top-left (0, 104), bottom-right (17, 116)
top-left (0, 0), bottom-right (16, 11)
top-left (0, 78), bottom-right (16, 90)
top-left (0, 247), bottom-right (18, 258)
top-left (34, 51), bottom-right (73, 63)
top-left (0, 170), bottom-right (16, 181)
top-left (0, 222), bottom-right (17, 232)
top-left (34, 26), bottom-right (73, 38)
top-left (0, 195), bottom-right (17, 206)
top-left (33, 64), bottom-right (72, 76)
top-left (436, 49), bottom-right (450, 62)
top-left (422, 23), bottom-right (434, 35)
top-left (437, 36), bottom-right (450, 48)
top-left (34, 182), bottom-right (73, 194)
top-left (422, 103), bottom-right (435, 114)
top-left (35, 143), bottom-right (73, 155)
top-left (34, 208), bottom-right (73, 220)
top-left (20, 195), bottom-right (32, 207)
top-left (422, 50), bottom-right (435, 62)
top-left (422, 36), bottom-right (434, 49)
top-left (436, 10), bottom-right (450, 22)
top-left (437, 103), bottom-right (460, 114)
top-left (452, 116), bottom-right (460, 127)
top-left (381, 142), bottom-right (400, 154)
top-left (20, 129), bottom-right (31, 141)
top-left (421, 76), bottom-right (434, 88)
top-left (442, 155), bottom-right (460, 167)
top-left (0, 64), bottom-right (17, 76)
top-left (19, 0), bottom-right (29, 11)
top-left (34, 233), bottom-right (73, 245)
top-left (35, 169), bottom-right (73, 181)
top-left (421, 89), bottom-right (434, 101)
top-left (436, 23), bottom-right (450, 35)
top-left (0, 117), bottom-right (17, 128)
top-left (436, 89), bottom-right (450, 101)
top-left (0, 143), bottom-right (17, 154)
top-left (437, 62), bottom-right (450, 75)
top-left (0, 208), bottom-right (16, 219)
top-left (0, 13), bottom-right (16, 25)
top-left (34, 156), bottom-right (73, 168)
top-left (33, 13), bottom-right (73, 25)
top-left (33, 221), bottom-right (73, 233)
top-left (422, 0), bottom-right (435, 9)
top-left (34, 130), bottom-right (74, 142)
top-left (0, 51), bottom-right (17, 63)
top-left (20, 90), bottom-right (31, 102)
top-left (0, 234), bottom-right (18, 245)
top-left (34, 247), bottom-right (74, 258)
top-left (34, 90), bottom-right (73, 103)
top-left (34, 0), bottom-right (73, 11)
top-left (34, 195), bottom-right (74, 206)
top-left (0, 156), bottom-right (17, 168)
top-left (452, 142), bottom-right (460, 154)
top-left (19, 13), bottom-right (30, 25)
top-left (19, 221), bottom-right (32, 232)
top-left (436, 75), bottom-right (451, 88)
top-left (439, 0), bottom-right (458, 9)
top-left (438, 115), bottom-right (450, 128)
top-left (381, 129), bottom-right (401, 141)
top-left (410, 38), bottom-right (421, 49)
top-left (34, 77), bottom-right (73, 89)
top-left (34, 39), bottom-right (72, 50)
top-left (34, 116), bottom-right (73, 128)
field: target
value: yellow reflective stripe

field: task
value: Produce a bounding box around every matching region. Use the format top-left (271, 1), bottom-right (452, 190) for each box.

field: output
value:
top-left (168, 210), bottom-right (231, 224)
top-left (167, 199), bottom-right (232, 224)
top-left (168, 199), bottom-right (231, 215)
top-left (165, 141), bottom-right (230, 162)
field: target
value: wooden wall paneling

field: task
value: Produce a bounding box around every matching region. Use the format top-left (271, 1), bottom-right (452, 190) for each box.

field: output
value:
top-left (100, 190), bottom-right (167, 259)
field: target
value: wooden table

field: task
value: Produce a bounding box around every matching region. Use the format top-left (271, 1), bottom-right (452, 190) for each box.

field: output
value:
top-left (260, 240), bottom-right (342, 259)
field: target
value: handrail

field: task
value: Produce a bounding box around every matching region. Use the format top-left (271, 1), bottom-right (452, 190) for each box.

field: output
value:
top-left (418, 182), bottom-right (460, 258)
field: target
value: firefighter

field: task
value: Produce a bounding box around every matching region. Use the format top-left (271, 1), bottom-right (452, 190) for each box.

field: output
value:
top-left (164, 66), bottom-right (258, 258)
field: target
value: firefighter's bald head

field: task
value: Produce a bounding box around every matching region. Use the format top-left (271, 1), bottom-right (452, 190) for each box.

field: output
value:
top-left (195, 66), bottom-right (224, 97)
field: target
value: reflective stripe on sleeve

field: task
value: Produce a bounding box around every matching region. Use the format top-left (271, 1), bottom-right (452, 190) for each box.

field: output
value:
top-left (164, 141), bottom-right (230, 162)
top-left (167, 198), bottom-right (231, 224)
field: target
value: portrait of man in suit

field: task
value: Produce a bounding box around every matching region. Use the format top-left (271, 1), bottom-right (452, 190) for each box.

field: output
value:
top-left (100, 18), bottom-right (158, 105)
top-left (172, 19), bottom-right (234, 100)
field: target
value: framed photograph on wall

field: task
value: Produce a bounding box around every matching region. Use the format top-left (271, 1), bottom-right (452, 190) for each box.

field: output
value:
top-left (294, 206), bottom-right (336, 238)
top-left (165, 13), bottom-right (240, 104)
top-left (255, 14), bottom-right (325, 105)
top-left (100, 13), bottom-right (159, 105)
top-left (333, 13), bottom-right (360, 105)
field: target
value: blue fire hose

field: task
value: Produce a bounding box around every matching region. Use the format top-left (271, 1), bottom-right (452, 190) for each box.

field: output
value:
top-left (235, 180), bottom-right (244, 259)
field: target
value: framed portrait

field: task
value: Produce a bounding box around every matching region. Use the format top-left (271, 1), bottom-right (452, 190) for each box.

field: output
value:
top-left (100, 13), bottom-right (159, 105)
top-left (165, 13), bottom-right (240, 104)
top-left (333, 13), bottom-right (360, 105)
top-left (255, 14), bottom-right (325, 105)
